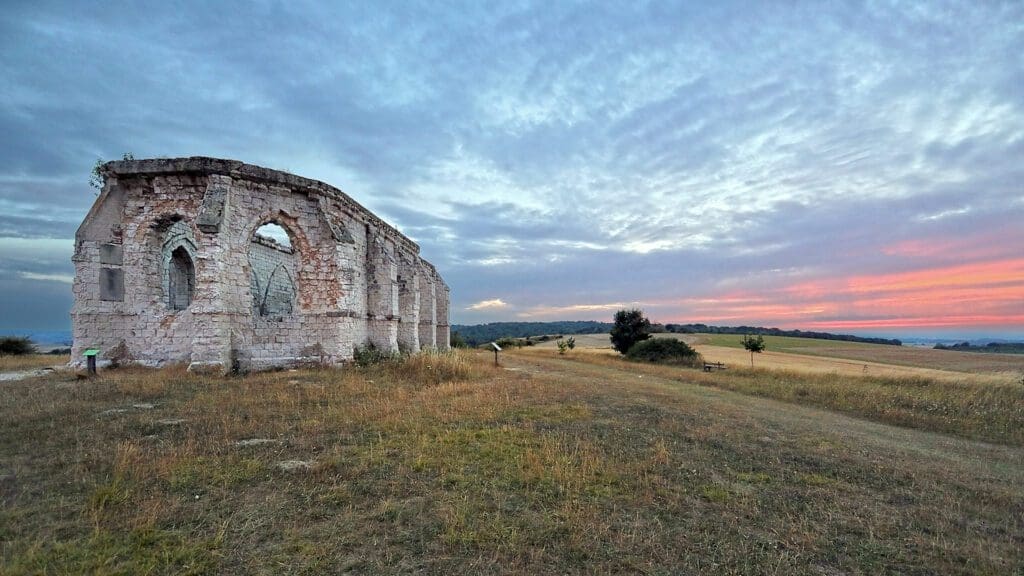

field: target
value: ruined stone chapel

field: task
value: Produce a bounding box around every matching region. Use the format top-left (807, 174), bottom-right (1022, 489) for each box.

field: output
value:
top-left (71, 157), bottom-right (449, 372)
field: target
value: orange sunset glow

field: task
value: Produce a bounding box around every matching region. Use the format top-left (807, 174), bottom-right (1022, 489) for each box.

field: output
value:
top-left (663, 257), bottom-right (1024, 333)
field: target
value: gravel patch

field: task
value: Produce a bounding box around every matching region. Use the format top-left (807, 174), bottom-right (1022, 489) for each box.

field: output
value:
top-left (276, 460), bottom-right (313, 473)
top-left (236, 438), bottom-right (281, 447)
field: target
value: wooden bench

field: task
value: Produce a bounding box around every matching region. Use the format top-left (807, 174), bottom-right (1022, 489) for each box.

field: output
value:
top-left (703, 362), bottom-right (726, 372)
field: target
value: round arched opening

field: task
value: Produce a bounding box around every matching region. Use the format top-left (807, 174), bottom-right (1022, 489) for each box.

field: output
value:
top-left (253, 223), bottom-right (292, 249)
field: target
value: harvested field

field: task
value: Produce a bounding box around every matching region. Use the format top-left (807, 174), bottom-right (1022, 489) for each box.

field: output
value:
top-left (693, 334), bottom-right (1024, 375)
top-left (540, 334), bottom-right (1024, 384)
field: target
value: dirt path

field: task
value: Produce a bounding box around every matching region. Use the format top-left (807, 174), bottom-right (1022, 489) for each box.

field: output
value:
top-left (0, 367), bottom-right (60, 382)
top-left (503, 351), bottom-right (1024, 476)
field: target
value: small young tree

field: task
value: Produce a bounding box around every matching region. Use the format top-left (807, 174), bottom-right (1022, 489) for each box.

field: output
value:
top-left (90, 152), bottom-right (134, 191)
top-left (556, 336), bottom-right (576, 355)
top-left (450, 331), bottom-right (468, 348)
top-left (742, 334), bottom-right (766, 366)
top-left (610, 309), bottom-right (651, 354)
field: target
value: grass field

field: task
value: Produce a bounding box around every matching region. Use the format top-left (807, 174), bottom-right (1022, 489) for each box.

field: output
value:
top-left (1, 349), bottom-right (1022, 574)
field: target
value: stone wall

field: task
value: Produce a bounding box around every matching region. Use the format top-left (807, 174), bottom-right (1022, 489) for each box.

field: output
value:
top-left (71, 157), bottom-right (450, 372)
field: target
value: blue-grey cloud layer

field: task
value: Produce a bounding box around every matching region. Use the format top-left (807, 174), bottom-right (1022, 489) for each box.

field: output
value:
top-left (1, 0), bottom-right (1021, 333)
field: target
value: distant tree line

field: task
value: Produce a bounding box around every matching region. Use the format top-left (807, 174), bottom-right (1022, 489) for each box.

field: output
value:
top-left (452, 321), bottom-right (614, 346)
top-left (934, 342), bottom-right (1024, 354)
top-left (453, 320), bottom-right (902, 347)
top-left (661, 324), bottom-right (902, 346)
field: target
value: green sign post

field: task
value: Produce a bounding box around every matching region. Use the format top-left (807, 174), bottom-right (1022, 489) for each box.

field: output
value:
top-left (83, 348), bottom-right (99, 376)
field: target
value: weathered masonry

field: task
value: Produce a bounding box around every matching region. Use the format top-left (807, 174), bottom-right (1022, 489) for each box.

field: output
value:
top-left (72, 157), bottom-right (450, 372)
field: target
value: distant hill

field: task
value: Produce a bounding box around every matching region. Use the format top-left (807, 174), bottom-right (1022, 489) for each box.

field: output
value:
top-left (661, 324), bottom-right (902, 346)
top-left (451, 321), bottom-right (902, 347)
top-left (934, 342), bottom-right (1024, 354)
top-left (452, 322), bottom-right (613, 346)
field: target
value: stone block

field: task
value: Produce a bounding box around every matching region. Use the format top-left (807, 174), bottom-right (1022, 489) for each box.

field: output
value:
top-left (99, 268), bottom-right (124, 301)
top-left (99, 243), bottom-right (123, 265)
top-left (196, 176), bottom-right (230, 233)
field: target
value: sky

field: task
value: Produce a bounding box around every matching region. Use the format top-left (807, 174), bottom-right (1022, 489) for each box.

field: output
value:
top-left (1, 0), bottom-right (1022, 338)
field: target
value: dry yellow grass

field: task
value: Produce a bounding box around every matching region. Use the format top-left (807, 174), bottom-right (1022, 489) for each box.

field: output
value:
top-left (0, 354), bottom-right (69, 372)
top-left (693, 344), bottom-right (1016, 384)
top-left (1, 348), bottom-right (1022, 574)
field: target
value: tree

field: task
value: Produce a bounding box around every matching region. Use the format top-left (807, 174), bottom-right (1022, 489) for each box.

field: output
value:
top-left (742, 334), bottom-right (766, 366)
top-left (610, 309), bottom-right (651, 354)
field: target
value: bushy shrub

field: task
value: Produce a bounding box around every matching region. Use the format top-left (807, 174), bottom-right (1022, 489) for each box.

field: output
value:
top-left (450, 331), bottom-right (469, 348)
top-left (0, 336), bottom-right (36, 356)
top-left (395, 349), bottom-right (475, 385)
top-left (626, 338), bottom-right (703, 368)
top-left (495, 337), bottom-right (522, 349)
top-left (353, 343), bottom-right (400, 367)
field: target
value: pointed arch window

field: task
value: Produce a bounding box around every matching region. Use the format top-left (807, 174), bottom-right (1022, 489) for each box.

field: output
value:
top-left (168, 246), bottom-right (195, 310)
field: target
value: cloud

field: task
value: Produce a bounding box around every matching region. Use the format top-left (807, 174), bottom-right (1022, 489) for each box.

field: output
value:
top-left (517, 302), bottom-right (641, 319)
top-left (20, 272), bottom-right (74, 284)
top-left (466, 299), bottom-right (510, 311)
top-left (0, 1), bottom-right (1022, 335)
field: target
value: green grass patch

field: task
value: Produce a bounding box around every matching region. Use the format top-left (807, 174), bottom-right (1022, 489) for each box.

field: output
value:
top-left (700, 483), bottom-right (732, 503)
top-left (736, 471), bottom-right (772, 484)
top-left (6, 528), bottom-right (222, 575)
top-left (503, 403), bottom-right (592, 424)
top-left (166, 456), bottom-right (264, 492)
top-left (696, 333), bottom-right (877, 352)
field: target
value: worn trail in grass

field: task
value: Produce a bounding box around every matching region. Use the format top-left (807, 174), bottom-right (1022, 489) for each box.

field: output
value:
top-left (535, 350), bottom-right (1024, 446)
top-left (1, 350), bottom-right (1022, 574)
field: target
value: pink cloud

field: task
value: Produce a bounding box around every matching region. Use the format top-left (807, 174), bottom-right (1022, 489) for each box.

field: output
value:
top-left (664, 257), bottom-right (1024, 332)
